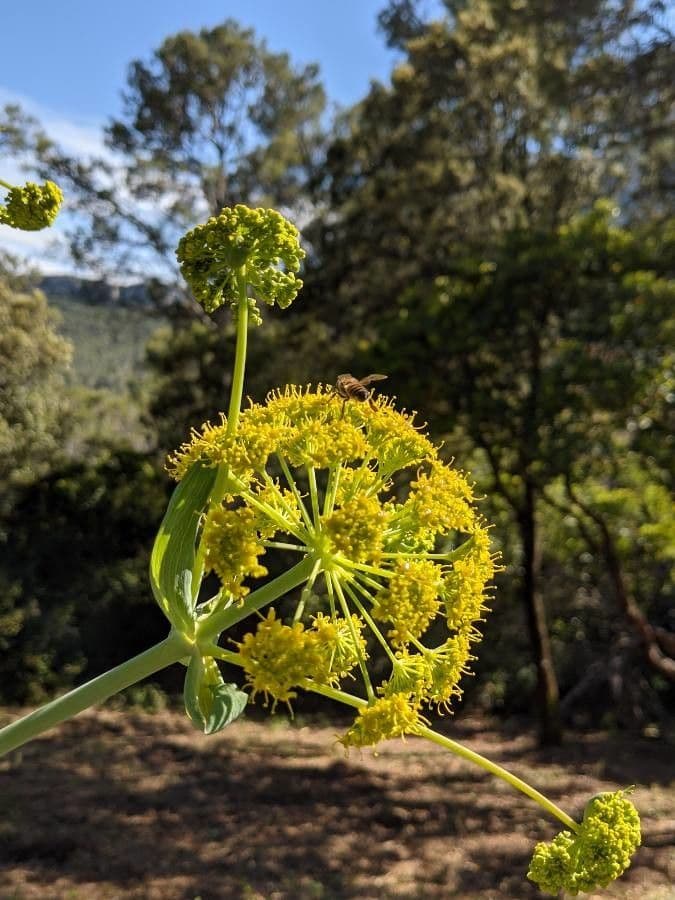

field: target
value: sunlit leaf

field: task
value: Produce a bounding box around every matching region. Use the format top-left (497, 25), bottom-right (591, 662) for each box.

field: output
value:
top-left (149, 463), bottom-right (216, 631)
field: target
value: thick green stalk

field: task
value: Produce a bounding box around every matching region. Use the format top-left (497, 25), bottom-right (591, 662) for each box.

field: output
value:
top-left (195, 269), bottom-right (250, 578)
top-left (226, 270), bottom-right (250, 438)
top-left (0, 631), bottom-right (190, 758)
top-left (342, 579), bottom-right (397, 663)
top-left (0, 178), bottom-right (14, 190)
top-left (197, 556), bottom-right (315, 645)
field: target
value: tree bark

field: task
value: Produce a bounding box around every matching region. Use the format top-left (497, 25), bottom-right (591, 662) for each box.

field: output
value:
top-left (564, 481), bottom-right (675, 682)
top-left (519, 482), bottom-right (563, 745)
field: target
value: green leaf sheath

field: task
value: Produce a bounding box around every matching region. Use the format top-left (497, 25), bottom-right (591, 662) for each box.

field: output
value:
top-left (150, 463), bottom-right (217, 633)
top-left (184, 654), bottom-right (248, 734)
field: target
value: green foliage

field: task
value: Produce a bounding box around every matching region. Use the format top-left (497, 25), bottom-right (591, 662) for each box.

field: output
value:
top-left (0, 278), bottom-right (72, 500)
top-left (150, 462), bottom-right (217, 633)
top-left (110, 19), bottom-right (325, 211)
top-left (309, 0), bottom-right (672, 316)
top-left (48, 293), bottom-right (165, 391)
top-left (377, 207), bottom-right (673, 484)
top-left (183, 654), bottom-right (247, 734)
top-left (0, 451), bottom-right (168, 703)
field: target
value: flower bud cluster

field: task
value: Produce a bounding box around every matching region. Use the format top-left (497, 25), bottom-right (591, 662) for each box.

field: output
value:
top-left (0, 180), bottom-right (63, 230)
top-left (176, 205), bottom-right (304, 321)
top-left (527, 790), bottom-right (641, 895)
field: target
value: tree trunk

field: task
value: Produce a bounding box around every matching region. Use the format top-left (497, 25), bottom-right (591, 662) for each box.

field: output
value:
top-left (519, 482), bottom-right (563, 745)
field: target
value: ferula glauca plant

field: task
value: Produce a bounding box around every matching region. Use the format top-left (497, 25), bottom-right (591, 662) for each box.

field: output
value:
top-left (0, 201), bottom-right (641, 895)
top-left (0, 177), bottom-right (63, 230)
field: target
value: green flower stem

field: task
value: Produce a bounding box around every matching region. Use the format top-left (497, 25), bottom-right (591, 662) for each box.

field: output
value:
top-left (353, 570), bottom-right (387, 595)
top-left (226, 270), bottom-right (250, 438)
top-left (346, 560), bottom-right (392, 580)
top-left (330, 572), bottom-right (376, 702)
top-left (193, 272), bottom-right (252, 584)
top-left (306, 465), bottom-right (322, 525)
top-left (291, 676), bottom-right (579, 834)
top-left (299, 678), bottom-right (367, 709)
top-left (260, 470), bottom-right (312, 535)
top-left (293, 558), bottom-right (322, 623)
top-left (240, 486), bottom-right (308, 543)
top-left (342, 579), bottom-right (397, 663)
top-left (262, 541), bottom-right (309, 552)
top-left (380, 539), bottom-right (476, 561)
top-left (194, 272), bottom-right (250, 572)
top-left (0, 178), bottom-right (14, 190)
top-left (277, 454), bottom-right (314, 531)
top-left (418, 726), bottom-right (580, 833)
top-left (322, 465), bottom-right (340, 517)
top-left (0, 631), bottom-right (191, 758)
top-left (197, 556), bottom-right (315, 646)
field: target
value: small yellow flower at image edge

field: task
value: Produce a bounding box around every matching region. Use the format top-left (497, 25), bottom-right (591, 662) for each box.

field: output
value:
top-left (0, 179), bottom-right (63, 230)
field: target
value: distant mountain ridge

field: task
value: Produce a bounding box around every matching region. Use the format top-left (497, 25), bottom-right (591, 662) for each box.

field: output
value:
top-left (40, 275), bottom-right (153, 308)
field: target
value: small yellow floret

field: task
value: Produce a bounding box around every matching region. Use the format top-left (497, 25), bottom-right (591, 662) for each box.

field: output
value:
top-left (384, 633), bottom-right (473, 710)
top-left (176, 205), bottom-right (304, 319)
top-left (202, 505), bottom-right (267, 597)
top-left (237, 610), bottom-right (321, 703)
top-left (340, 694), bottom-right (426, 748)
top-left (527, 790), bottom-right (641, 895)
top-left (371, 558), bottom-right (443, 645)
top-left (323, 493), bottom-right (389, 563)
top-left (309, 613), bottom-right (367, 682)
top-left (1, 180), bottom-right (63, 230)
top-left (407, 461), bottom-right (477, 535)
top-left (444, 526), bottom-right (496, 629)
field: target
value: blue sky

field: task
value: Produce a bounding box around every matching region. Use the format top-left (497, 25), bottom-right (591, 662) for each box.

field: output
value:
top-left (1, 1), bottom-right (399, 123)
top-left (1, 0), bottom-right (419, 270)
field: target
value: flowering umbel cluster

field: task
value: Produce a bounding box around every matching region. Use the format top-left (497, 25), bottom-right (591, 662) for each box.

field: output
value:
top-left (528, 791), bottom-right (641, 895)
top-left (176, 205), bottom-right (305, 321)
top-left (170, 385), bottom-right (497, 744)
top-left (0, 180), bottom-right (63, 230)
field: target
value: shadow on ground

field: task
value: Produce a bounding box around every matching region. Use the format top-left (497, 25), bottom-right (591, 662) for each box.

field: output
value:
top-left (0, 711), bottom-right (673, 899)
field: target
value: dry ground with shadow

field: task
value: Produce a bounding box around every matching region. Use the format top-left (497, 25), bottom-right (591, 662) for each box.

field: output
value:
top-left (0, 710), bottom-right (673, 900)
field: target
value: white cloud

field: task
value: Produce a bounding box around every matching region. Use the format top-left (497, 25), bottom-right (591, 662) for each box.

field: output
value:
top-left (0, 85), bottom-right (107, 158)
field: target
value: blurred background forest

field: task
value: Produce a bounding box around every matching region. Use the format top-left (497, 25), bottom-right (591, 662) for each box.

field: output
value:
top-left (1, 0), bottom-right (673, 746)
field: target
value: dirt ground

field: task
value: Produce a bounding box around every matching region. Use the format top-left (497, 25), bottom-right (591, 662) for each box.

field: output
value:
top-left (0, 709), bottom-right (673, 900)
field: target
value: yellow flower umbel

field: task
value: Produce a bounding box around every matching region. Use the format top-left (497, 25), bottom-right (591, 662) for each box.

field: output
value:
top-left (171, 384), bottom-right (497, 744)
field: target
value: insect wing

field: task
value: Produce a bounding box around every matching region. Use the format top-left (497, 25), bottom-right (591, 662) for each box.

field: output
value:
top-left (359, 374), bottom-right (388, 387)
